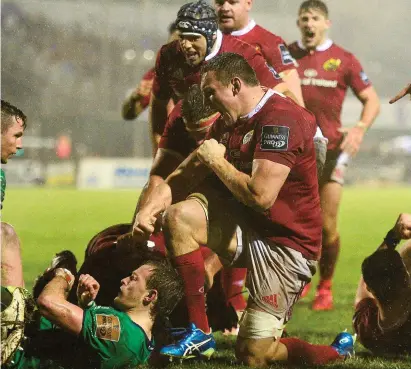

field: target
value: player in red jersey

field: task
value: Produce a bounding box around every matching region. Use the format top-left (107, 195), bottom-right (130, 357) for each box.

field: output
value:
top-left (288, 0), bottom-right (381, 310)
top-left (121, 22), bottom-right (180, 121)
top-left (215, 0), bottom-right (304, 107)
top-left (353, 213), bottom-right (411, 355)
top-left (149, 0), bottom-right (287, 154)
top-left (133, 53), bottom-right (355, 364)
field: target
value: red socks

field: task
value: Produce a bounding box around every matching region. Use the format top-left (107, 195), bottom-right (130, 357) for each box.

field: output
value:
top-left (221, 268), bottom-right (247, 311)
top-left (280, 338), bottom-right (341, 365)
top-left (174, 249), bottom-right (210, 333)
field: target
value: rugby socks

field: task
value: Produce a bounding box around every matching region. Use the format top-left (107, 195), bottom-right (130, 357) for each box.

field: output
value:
top-left (319, 235), bottom-right (340, 283)
top-left (221, 268), bottom-right (247, 312)
top-left (174, 249), bottom-right (210, 333)
top-left (280, 338), bottom-right (341, 365)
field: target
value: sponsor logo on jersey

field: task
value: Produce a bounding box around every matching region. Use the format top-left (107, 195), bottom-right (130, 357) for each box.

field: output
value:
top-left (304, 68), bottom-right (318, 78)
top-left (323, 58), bottom-right (341, 71)
top-left (262, 294), bottom-right (279, 309)
top-left (278, 44), bottom-right (295, 65)
top-left (242, 130), bottom-right (254, 145)
top-left (260, 125), bottom-right (289, 151)
top-left (301, 78), bottom-right (338, 88)
top-left (96, 314), bottom-right (121, 342)
top-left (360, 71), bottom-right (370, 84)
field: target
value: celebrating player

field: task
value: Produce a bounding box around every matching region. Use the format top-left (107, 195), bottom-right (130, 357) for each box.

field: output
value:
top-left (149, 0), bottom-right (287, 153)
top-left (353, 213), bottom-right (411, 355)
top-left (1, 100), bottom-right (26, 289)
top-left (121, 22), bottom-right (180, 122)
top-left (215, 0), bottom-right (304, 106)
top-left (1, 246), bottom-right (183, 368)
top-left (133, 53), bottom-right (355, 364)
top-left (288, 0), bottom-right (380, 310)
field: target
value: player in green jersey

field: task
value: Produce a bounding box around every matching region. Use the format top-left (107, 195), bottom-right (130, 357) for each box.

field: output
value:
top-left (1, 100), bottom-right (27, 288)
top-left (1, 248), bottom-right (184, 369)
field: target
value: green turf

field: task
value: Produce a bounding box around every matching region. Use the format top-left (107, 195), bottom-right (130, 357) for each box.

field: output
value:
top-left (2, 187), bottom-right (411, 368)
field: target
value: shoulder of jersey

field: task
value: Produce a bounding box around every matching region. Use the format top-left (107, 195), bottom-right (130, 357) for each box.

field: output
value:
top-left (252, 24), bottom-right (286, 45)
top-left (222, 34), bottom-right (260, 55)
top-left (330, 43), bottom-right (356, 60)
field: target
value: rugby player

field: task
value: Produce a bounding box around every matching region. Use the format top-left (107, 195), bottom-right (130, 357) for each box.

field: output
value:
top-left (389, 83), bottom-right (411, 104)
top-left (288, 0), bottom-right (381, 310)
top-left (215, 0), bottom-right (304, 107)
top-left (149, 0), bottom-right (287, 153)
top-left (353, 213), bottom-right (411, 355)
top-left (1, 246), bottom-right (183, 368)
top-left (121, 22), bottom-right (180, 122)
top-left (1, 100), bottom-right (26, 288)
top-left (133, 53), bottom-right (355, 364)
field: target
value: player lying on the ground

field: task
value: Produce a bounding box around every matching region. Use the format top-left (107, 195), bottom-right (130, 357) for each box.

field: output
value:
top-left (289, 0), bottom-right (381, 310)
top-left (1, 100), bottom-right (27, 289)
top-left (389, 83), bottom-right (411, 104)
top-left (1, 245), bottom-right (183, 368)
top-left (353, 213), bottom-right (411, 355)
top-left (134, 52), bottom-right (355, 366)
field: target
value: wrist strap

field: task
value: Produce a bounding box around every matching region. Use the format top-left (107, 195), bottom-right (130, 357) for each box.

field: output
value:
top-left (355, 121), bottom-right (368, 132)
top-left (384, 229), bottom-right (400, 249)
top-left (55, 268), bottom-right (75, 289)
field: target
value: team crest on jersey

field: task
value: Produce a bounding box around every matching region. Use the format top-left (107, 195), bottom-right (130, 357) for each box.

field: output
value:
top-left (242, 130), bottom-right (254, 145)
top-left (323, 58), bottom-right (341, 71)
top-left (96, 314), bottom-right (121, 342)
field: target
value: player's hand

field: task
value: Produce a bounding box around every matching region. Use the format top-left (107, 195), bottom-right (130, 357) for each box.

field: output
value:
top-left (77, 274), bottom-right (100, 307)
top-left (389, 83), bottom-right (411, 104)
top-left (392, 213), bottom-right (411, 240)
top-left (197, 139), bottom-right (226, 167)
top-left (132, 211), bottom-right (157, 241)
top-left (339, 126), bottom-right (365, 157)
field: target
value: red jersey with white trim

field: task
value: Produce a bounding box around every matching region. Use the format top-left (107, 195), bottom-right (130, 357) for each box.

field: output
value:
top-left (230, 20), bottom-right (296, 75)
top-left (158, 100), bottom-right (198, 159)
top-left (152, 30), bottom-right (282, 103)
top-left (208, 90), bottom-right (322, 260)
top-left (288, 40), bottom-right (372, 150)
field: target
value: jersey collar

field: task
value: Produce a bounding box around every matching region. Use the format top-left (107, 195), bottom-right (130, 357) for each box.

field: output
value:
top-left (297, 38), bottom-right (333, 51)
top-left (205, 30), bottom-right (223, 61)
top-left (240, 88), bottom-right (280, 120)
top-left (230, 19), bottom-right (256, 36)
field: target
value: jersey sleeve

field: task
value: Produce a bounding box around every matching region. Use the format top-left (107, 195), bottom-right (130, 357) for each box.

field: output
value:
top-left (158, 102), bottom-right (189, 158)
top-left (81, 305), bottom-right (125, 357)
top-left (262, 37), bottom-right (297, 75)
top-left (345, 53), bottom-right (372, 95)
top-left (248, 51), bottom-right (283, 89)
top-left (137, 68), bottom-right (155, 110)
top-left (152, 45), bottom-right (173, 101)
top-left (253, 104), bottom-right (305, 168)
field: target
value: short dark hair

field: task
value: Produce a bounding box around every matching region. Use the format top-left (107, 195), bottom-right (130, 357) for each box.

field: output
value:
top-left (299, 0), bottom-right (329, 18)
top-left (362, 249), bottom-right (410, 304)
top-left (201, 52), bottom-right (259, 87)
top-left (182, 84), bottom-right (217, 126)
top-left (1, 100), bottom-right (27, 134)
top-left (145, 259), bottom-right (184, 319)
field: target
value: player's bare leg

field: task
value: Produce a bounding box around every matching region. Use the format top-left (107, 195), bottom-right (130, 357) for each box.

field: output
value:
top-left (1, 222), bottom-right (24, 288)
top-left (314, 182), bottom-right (343, 310)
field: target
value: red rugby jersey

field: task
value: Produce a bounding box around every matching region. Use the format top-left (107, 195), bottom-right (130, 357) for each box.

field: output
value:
top-left (208, 89), bottom-right (322, 260)
top-left (134, 68), bottom-right (155, 110)
top-left (288, 40), bottom-right (372, 150)
top-left (230, 20), bottom-right (296, 76)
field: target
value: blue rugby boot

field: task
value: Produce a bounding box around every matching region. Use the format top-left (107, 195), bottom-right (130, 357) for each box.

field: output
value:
top-left (160, 323), bottom-right (216, 361)
top-left (330, 330), bottom-right (357, 359)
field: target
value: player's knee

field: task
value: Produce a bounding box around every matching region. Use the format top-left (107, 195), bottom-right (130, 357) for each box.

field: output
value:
top-left (163, 203), bottom-right (190, 232)
top-left (235, 341), bottom-right (269, 368)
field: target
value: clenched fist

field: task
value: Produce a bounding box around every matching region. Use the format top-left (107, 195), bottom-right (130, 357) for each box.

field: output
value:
top-left (393, 213), bottom-right (411, 240)
top-left (197, 139), bottom-right (226, 167)
top-left (77, 274), bottom-right (100, 307)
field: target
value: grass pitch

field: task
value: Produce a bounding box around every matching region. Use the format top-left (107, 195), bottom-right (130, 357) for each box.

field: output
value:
top-left (2, 187), bottom-right (411, 368)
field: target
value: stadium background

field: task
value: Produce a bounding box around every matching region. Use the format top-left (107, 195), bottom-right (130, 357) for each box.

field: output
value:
top-left (1, 1), bottom-right (411, 367)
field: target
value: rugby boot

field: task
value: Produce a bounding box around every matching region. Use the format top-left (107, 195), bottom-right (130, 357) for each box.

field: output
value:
top-left (312, 286), bottom-right (333, 310)
top-left (160, 323), bottom-right (216, 360)
top-left (330, 330), bottom-right (357, 359)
